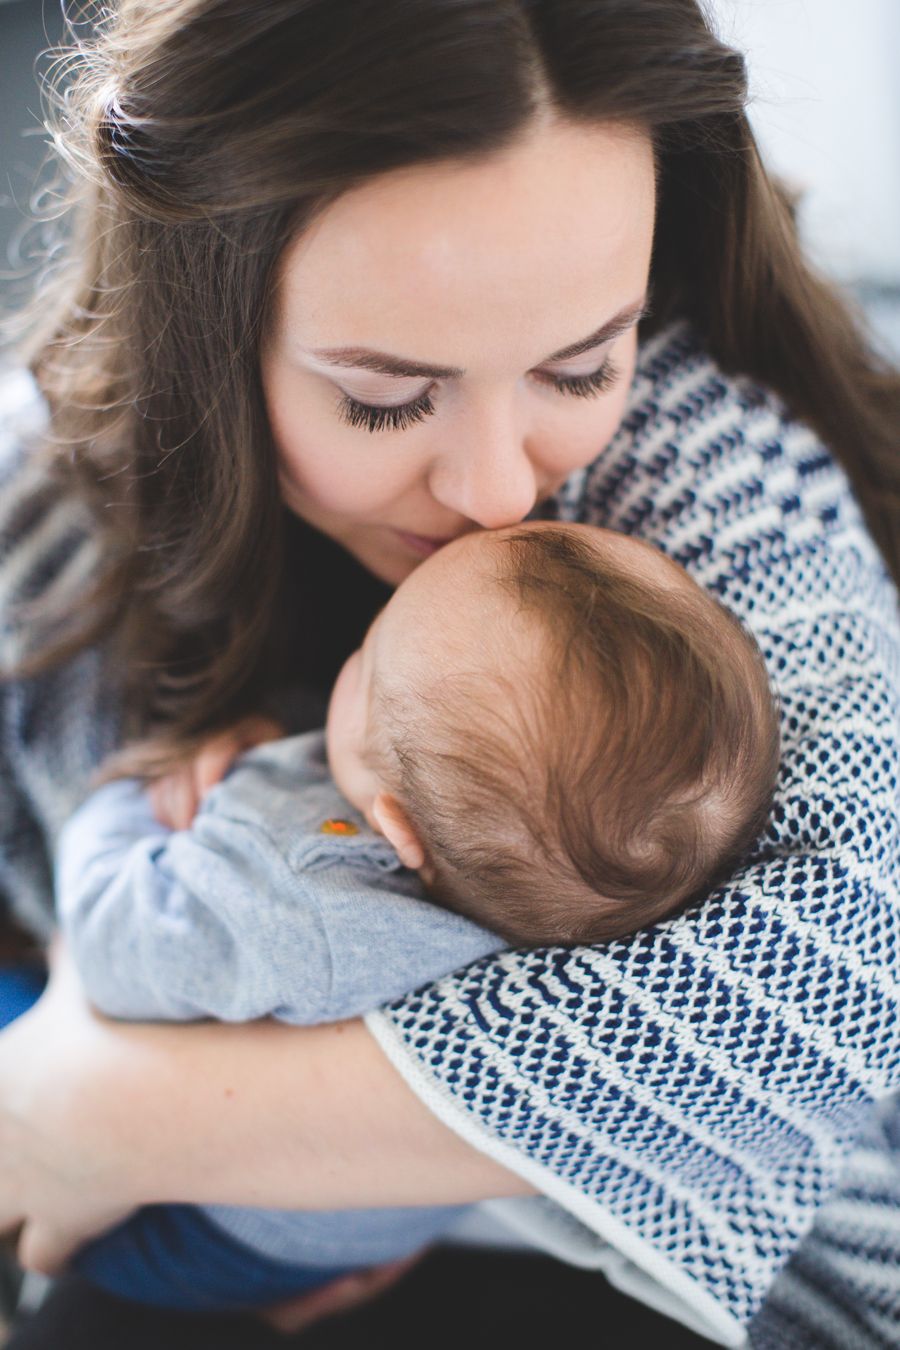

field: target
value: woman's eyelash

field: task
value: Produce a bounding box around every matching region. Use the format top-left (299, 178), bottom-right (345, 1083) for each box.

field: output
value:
top-left (336, 358), bottom-right (621, 434)
top-left (544, 359), bottom-right (621, 399)
top-left (337, 390), bottom-right (435, 434)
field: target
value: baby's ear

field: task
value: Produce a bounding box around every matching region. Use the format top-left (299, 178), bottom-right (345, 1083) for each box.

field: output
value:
top-left (370, 793), bottom-right (426, 871)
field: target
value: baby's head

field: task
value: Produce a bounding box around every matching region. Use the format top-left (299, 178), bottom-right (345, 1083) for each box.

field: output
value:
top-left (326, 523), bottom-right (780, 945)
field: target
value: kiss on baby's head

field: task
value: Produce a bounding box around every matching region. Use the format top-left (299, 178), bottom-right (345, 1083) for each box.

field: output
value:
top-left (327, 522), bottom-right (781, 946)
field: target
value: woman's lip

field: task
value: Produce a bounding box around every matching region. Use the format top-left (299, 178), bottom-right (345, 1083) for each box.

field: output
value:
top-left (393, 530), bottom-right (459, 558)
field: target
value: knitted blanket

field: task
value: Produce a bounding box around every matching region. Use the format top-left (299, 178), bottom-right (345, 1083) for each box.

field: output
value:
top-left (2, 327), bottom-right (899, 1346)
top-left (366, 324), bottom-right (900, 1347)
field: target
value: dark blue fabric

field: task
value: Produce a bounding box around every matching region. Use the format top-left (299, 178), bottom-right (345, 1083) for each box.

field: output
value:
top-left (0, 964), bottom-right (46, 1026)
top-left (73, 1205), bottom-right (354, 1310)
top-left (0, 966), bottom-right (354, 1311)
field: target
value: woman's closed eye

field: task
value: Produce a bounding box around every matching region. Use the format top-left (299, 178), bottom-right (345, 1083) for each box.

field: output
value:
top-left (336, 359), bottom-right (622, 434)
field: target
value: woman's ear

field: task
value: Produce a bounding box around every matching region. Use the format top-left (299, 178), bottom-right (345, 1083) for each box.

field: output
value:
top-left (370, 792), bottom-right (426, 871)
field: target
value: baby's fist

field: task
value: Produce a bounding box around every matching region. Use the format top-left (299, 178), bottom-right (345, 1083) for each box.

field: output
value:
top-left (148, 714), bottom-right (284, 829)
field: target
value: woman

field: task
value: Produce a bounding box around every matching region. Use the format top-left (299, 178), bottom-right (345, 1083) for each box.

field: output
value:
top-left (1, 1), bottom-right (899, 1346)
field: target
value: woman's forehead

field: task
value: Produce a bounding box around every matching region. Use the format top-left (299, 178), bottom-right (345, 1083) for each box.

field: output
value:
top-left (273, 118), bottom-right (656, 373)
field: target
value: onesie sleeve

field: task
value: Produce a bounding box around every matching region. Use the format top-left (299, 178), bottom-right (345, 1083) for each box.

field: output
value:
top-left (57, 779), bottom-right (338, 1022)
top-left (365, 325), bottom-right (900, 1346)
top-left (57, 762), bottom-right (503, 1024)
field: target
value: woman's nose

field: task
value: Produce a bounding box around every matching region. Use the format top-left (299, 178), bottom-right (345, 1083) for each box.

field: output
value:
top-left (427, 421), bottom-right (539, 530)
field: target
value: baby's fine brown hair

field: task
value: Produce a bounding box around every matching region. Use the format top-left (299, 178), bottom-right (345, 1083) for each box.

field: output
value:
top-left (383, 526), bottom-right (780, 945)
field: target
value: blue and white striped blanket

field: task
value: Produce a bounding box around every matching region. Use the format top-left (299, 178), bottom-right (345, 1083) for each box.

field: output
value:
top-left (368, 324), bottom-right (900, 1347)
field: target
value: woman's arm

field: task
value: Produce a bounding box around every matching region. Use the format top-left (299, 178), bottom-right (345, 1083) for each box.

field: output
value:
top-left (0, 941), bottom-right (533, 1276)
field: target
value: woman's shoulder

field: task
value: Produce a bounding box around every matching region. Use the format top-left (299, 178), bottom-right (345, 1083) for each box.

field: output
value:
top-left (554, 320), bottom-right (888, 595)
top-left (0, 366), bottom-right (98, 668)
top-left (560, 320), bottom-right (860, 514)
top-left (0, 365), bottom-right (52, 527)
top-left (0, 365), bottom-right (48, 454)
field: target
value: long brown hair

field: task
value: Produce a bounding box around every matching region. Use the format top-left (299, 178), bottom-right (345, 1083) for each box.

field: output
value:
top-left (10, 0), bottom-right (900, 758)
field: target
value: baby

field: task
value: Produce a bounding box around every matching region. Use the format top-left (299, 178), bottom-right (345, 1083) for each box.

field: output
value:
top-left (326, 518), bottom-right (780, 944)
top-left (56, 520), bottom-right (780, 1311)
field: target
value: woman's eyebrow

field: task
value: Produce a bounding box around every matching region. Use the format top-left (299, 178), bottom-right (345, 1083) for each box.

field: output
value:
top-left (307, 297), bottom-right (649, 379)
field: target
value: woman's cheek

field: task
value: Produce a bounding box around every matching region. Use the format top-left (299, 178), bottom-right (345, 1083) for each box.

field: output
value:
top-left (542, 386), bottom-right (634, 479)
top-left (541, 329), bottom-right (638, 476)
top-left (265, 358), bottom-right (419, 517)
top-left (276, 412), bottom-right (425, 518)
top-left (579, 335), bottom-right (638, 462)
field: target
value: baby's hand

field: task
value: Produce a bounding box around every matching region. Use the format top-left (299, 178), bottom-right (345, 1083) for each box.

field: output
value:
top-left (148, 714), bottom-right (284, 829)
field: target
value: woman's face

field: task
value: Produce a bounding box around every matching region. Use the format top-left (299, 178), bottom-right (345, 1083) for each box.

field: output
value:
top-left (262, 115), bottom-right (656, 586)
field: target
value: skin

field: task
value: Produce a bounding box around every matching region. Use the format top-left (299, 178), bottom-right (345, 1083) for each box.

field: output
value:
top-left (0, 114), bottom-right (658, 1279)
top-left (263, 113), bottom-right (655, 585)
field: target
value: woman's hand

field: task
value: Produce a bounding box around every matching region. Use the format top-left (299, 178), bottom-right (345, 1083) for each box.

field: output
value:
top-left (0, 941), bottom-right (140, 1273)
top-left (149, 714), bottom-right (284, 829)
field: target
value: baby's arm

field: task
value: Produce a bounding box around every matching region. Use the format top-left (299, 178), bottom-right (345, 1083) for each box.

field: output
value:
top-left (58, 745), bottom-right (503, 1025)
top-left (57, 777), bottom-right (332, 1022)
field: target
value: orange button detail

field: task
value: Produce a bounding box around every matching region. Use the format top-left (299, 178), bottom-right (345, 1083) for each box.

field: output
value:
top-left (319, 818), bottom-right (359, 836)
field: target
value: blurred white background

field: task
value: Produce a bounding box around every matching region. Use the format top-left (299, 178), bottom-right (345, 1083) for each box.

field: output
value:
top-left (711, 0), bottom-right (900, 283)
top-left (708, 0), bottom-right (900, 353)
